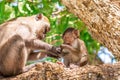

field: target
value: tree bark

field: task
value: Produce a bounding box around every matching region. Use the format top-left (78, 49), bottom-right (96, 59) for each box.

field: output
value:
top-left (61, 0), bottom-right (120, 60)
top-left (1, 62), bottom-right (120, 80)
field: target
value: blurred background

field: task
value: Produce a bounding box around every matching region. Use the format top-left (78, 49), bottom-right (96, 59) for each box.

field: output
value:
top-left (0, 0), bottom-right (116, 65)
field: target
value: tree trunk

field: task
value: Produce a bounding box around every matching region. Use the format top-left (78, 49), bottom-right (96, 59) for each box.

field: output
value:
top-left (61, 0), bottom-right (120, 60)
top-left (1, 62), bottom-right (120, 80)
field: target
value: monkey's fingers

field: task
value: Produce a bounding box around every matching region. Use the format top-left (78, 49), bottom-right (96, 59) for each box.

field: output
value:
top-left (56, 47), bottom-right (62, 53)
top-left (47, 53), bottom-right (60, 58)
top-left (51, 46), bottom-right (62, 54)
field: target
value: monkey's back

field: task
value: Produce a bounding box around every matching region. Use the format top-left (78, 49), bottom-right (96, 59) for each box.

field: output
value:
top-left (0, 15), bottom-right (38, 47)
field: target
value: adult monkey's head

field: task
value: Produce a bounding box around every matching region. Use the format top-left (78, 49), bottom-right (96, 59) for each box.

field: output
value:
top-left (35, 14), bottom-right (50, 40)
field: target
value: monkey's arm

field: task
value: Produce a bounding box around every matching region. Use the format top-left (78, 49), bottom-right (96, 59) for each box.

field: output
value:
top-left (79, 40), bottom-right (88, 55)
top-left (25, 39), bottom-right (61, 58)
top-left (78, 40), bottom-right (88, 66)
top-left (25, 39), bottom-right (52, 50)
top-left (61, 44), bottom-right (79, 53)
top-left (64, 58), bottom-right (70, 67)
top-left (39, 50), bottom-right (60, 58)
top-left (28, 50), bottom-right (60, 59)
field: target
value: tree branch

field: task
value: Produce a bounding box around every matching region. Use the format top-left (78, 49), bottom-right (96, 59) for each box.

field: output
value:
top-left (1, 62), bottom-right (120, 80)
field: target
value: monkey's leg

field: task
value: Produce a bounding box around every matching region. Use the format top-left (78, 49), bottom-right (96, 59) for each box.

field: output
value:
top-left (0, 35), bottom-right (34, 77)
top-left (64, 59), bottom-right (70, 67)
top-left (79, 56), bottom-right (88, 67)
top-left (28, 51), bottom-right (47, 61)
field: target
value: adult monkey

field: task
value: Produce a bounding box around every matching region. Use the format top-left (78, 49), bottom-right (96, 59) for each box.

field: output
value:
top-left (0, 14), bottom-right (60, 77)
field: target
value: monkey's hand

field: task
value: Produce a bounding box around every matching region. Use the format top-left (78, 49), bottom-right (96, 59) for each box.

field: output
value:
top-left (51, 46), bottom-right (62, 54)
top-left (60, 44), bottom-right (72, 50)
top-left (61, 44), bottom-right (79, 53)
top-left (47, 46), bottom-right (62, 58)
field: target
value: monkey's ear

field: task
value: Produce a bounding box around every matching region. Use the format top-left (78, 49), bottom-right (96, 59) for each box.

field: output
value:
top-left (35, 14), bottom-right (43, 21)
top-left (73, 30), bottom-right (80, 37)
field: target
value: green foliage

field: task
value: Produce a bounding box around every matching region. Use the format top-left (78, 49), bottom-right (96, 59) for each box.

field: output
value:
top-left (0, 0), bottom-right (100, 63)
top-left (27, 57), bottom-right (58, 65)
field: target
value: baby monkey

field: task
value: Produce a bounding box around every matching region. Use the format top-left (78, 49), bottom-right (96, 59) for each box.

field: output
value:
top-left (60, 27), bottom-right (88, 67)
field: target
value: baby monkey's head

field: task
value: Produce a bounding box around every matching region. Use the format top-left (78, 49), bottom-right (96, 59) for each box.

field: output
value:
top-left (62, 27), bottom-right (79, 45)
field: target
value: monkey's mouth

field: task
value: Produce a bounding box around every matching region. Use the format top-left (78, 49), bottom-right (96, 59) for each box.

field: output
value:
top-left (66, 43), bottom-right (71, 45)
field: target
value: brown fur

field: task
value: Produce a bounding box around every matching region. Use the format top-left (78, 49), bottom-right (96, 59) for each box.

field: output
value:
top-left (0, 14), bottom-right (53, 77)
top-left (60, 28), bottom-right (88, 67)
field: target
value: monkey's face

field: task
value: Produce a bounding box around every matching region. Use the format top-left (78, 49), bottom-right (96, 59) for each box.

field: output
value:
top-left (36, 25), bottom-right (50, 39)
top-left (35, 14), bottom-right (50, 40)
top-left (63, 32), bottom-right (75, 45)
